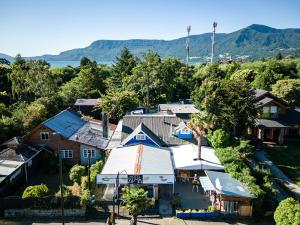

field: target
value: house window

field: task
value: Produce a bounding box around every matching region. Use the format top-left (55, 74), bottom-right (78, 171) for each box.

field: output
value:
top-left (83, 149), bottom-right (96, 158)
top-left (263, 107), bottom-right (269, 113)
top-left (60, 150), bottom-right (73, 159)
top-left (136, 134), bottom-right (146, 140)
top-left (40, 132), bottom-right (49, 140)
top-left (270, 106), bottom-right (277, 113)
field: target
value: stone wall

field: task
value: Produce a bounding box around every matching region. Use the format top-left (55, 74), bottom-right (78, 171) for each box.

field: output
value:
top-left (4, 207), bottom-right (86, 218)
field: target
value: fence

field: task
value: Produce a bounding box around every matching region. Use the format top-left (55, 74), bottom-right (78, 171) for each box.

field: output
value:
top-left (0, 195), bottom-right (83, 217)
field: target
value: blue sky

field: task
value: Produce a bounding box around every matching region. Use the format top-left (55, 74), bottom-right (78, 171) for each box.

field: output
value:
top-left (1, 0), bottom-right (300, 56)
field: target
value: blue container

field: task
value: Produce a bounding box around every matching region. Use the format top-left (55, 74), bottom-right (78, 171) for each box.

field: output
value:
top-left (176, 211), bottom-right (190, 218)
top-left (205, 212), bottom-right (220, 217)
top-left (190, 212), bottom-right (206, 218)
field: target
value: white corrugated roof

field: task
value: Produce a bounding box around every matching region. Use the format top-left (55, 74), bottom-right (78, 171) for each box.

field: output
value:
top-left (101, 144), bottom-right (174, 175)
top-left (170, 144), bottom-right (224, 170)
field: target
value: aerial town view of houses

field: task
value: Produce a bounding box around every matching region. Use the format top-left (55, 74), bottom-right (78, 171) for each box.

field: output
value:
top-left (0, 1), bottom-right (300, 225)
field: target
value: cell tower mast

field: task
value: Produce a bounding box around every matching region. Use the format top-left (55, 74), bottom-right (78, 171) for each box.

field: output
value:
top-left (186, 25), bottom-right (191, 67)
top-left (211, 21), bottom-right (217, 63)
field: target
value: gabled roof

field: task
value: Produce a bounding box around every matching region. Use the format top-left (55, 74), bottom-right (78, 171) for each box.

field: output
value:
top-left (205, 170), bottom-right (255, 198)
top-left (42, 108), bottom-right (87, 138)
top-left (121, 114), bottom-right (196, 146)
top-left (121, 123), bottom-right (165, 147)
top-left (254, 89), bottom-right (289, 108)
top-left (175, 121), bottom-right (189, 131)
top-left (74, 98), bottom-right (101, 106)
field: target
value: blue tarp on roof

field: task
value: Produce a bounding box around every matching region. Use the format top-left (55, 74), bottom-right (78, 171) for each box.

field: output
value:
top-left (42, 109), bottom-right (86, 138)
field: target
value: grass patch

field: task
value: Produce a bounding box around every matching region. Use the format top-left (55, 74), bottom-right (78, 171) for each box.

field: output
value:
top-left (264, 141), bottom-right (300, 186)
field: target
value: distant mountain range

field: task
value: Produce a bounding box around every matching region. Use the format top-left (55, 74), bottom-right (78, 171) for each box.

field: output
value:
top-left (1, 24), bottom-right (300, 63)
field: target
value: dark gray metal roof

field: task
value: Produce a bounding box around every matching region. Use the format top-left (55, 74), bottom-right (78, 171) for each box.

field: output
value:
top-left (255, 97), bottom-right (274, 108)
top-left (74, 98), bottom-right (101, 106)
top-left (121, 114), bottom-right (196, 146)
top-left (257, 107), bottom-right (300, 128)
top-left (121, 123), bottom-right (165, 146)
top-left (69, 121), bottom-right (115, 149)
top-left (0, 144), bottom-right (40, 162)
top-left (205, 170), bottom-right (255, 198)
top-left (42, 108), bottom-right (87, 138)
top-left (254, 89), bottom-right (268, 98)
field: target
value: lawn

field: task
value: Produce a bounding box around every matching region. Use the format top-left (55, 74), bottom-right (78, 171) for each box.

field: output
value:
top-left (264, 141), bottom-right (300, 186)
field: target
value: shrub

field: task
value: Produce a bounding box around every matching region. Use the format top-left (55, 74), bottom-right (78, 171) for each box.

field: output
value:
top-left (207, 206), bottom-right (218, 212)
top-left (274, 198), bottom-right (300, 225)
top-left (69, 164), bottom-right (85, 184)
top-left (22, 184), bottom-right (49, 199)
top-left (55, 185), bottom-right (72, 197)
top-left (209, 129), bottom-right (231, 149)
top-left (81, 175), bottom-right (89, 191)
top-left (80, 189), bottom-right (91, 206)
top-left (90, 160), bottom-right (104, 191)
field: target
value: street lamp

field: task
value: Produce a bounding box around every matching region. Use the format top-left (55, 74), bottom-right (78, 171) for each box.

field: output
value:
top-left (53, 132), bottom-right (64, 225)
top-left (112, 170), bottom-right (127, 224)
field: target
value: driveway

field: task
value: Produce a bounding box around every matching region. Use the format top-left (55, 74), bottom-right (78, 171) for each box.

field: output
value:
top-left (255, 150), bottom-right (300, 199)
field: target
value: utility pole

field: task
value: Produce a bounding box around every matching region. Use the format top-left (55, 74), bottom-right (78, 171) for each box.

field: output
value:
top-left (59, 152), bottom-right (65, 225)
top-left (211, 21), bottom-right (217, 63)
top-left (146, 68), bottom-right (150, 112)
top-left (186, 25), bottom-right (191, 71)
top-left (54, 132), bottom-right (64, 225)
top-left (87, 150), bottom-right (91, 190)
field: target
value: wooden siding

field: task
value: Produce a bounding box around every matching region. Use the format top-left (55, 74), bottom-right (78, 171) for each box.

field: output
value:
top-left (25, 125), bottom-right (81, 164)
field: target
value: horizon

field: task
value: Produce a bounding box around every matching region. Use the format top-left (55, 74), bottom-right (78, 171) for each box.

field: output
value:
top-left (1, 0), bottom-right (300, 57)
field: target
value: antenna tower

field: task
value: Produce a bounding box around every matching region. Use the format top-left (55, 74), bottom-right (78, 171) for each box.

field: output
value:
top-left (211, 22), bottom-right (217, 63)
top-left (186, 25), bottom-right (191, 66)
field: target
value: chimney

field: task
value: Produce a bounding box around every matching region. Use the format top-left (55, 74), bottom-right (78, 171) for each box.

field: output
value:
top-left (102, 112), bottom-right (109, 139)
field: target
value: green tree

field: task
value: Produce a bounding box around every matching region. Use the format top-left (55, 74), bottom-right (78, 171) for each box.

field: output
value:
top-left (69, 164), bottom-right (86, 184)
top-left (274, 198), bottom-right (300, 225)
top-left (9, 56), bottom-right (58, 101)
top-left (271, 79), bottom-right (300, 107)
top-left (208, 129), bottom-right (231, 149)
top-left (195, 79), bottom-right (257, 137)
top-left (230, 69), bottom-right (257, 83)
top-left (97, 89), bottom-right (139, 121)
top-left (22, 184), bottom-right (49, 198)
top-left (275, 52), bottom-right (283, 60)
top-left (129, 51), bottom-right (162, 107)
top-left (60, 63), bottom-right (109, 105)
top-left (108, 47), bottom-right (137, 90)
top-left (122, 187), bottom-right (153, 225)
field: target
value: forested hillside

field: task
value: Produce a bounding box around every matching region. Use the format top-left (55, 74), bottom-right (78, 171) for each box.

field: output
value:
top-left (1, 24), bottom-right (300, 62)
top-left (0, 49), bottom-right (300, 143)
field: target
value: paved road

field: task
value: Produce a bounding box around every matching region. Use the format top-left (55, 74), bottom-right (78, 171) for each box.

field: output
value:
top-left (0, 218), bottom-right (275, 225)
top-left (255, 150), bottom-right (300, 199)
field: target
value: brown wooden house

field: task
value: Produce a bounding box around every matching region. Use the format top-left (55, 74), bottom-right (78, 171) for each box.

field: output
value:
top-left (25, 108), bottom-right (115, 165)
top-left (250, 89), bottom-right (300, 144)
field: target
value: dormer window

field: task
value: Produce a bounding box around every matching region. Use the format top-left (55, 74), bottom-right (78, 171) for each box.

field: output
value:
top-left (136, 134), bottom-right (146, 140)
top-left (181, 127), bottom-right (191, 134)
